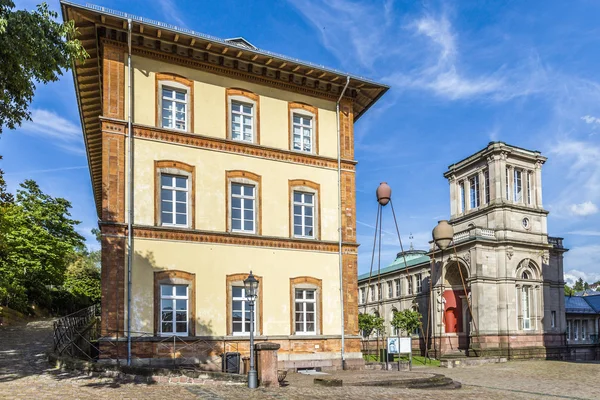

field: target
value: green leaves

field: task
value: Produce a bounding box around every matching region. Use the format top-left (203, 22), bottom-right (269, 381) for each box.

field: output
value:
top-left (0, 171), bottom-right (96, 314)
top-left (358, 313), bottom-right (386, 338)
top-left (391, 309), bottom-right (422, 337)
top-left (0, 1), bottom-right (88, 133)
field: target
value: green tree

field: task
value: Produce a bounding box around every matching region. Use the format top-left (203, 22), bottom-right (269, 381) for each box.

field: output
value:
top-left (391, 309), bottom-right (422, 337)
top-left (564, 284), bottom-right (575, 296)
top-left (573, 278), bottom-right (585, 292)
top-left (0, 180), bottom-right (84, 311)
top-left (0, 1), bottom-right (87, 133)
top-left (359, 313), bottom-right (376, 338)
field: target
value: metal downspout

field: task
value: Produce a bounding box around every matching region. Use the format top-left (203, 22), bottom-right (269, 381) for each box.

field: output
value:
top-left (337, 76), bottom-right (350, 369)
top-left (126, 18), bottom-right (134, 366)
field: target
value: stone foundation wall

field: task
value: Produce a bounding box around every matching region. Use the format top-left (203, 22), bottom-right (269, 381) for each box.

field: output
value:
top-left (98, 336), bottom-right (363, 371)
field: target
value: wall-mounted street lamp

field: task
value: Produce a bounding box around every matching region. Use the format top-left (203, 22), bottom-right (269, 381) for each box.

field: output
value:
top-left (244, 271), bottom-right (259, 389)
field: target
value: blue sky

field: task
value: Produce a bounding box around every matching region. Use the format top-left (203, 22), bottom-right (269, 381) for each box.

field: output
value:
top-left (3, 0), bottom-right (600, 285)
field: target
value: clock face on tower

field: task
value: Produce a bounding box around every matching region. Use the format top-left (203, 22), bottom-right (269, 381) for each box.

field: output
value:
top-left (522, 217), bottom-right (530, 229)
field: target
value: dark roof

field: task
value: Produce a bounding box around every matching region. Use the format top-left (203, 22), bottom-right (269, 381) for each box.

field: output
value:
top-left (565, 296), bottom-right (597, 314)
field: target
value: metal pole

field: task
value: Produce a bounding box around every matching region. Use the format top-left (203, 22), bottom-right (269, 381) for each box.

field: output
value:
top-left (336, 76), bottom-right (350, 369)
top-left (126, 17), bottom-right (133, 366)
top-left (248, 300), bottom-right (258, 388)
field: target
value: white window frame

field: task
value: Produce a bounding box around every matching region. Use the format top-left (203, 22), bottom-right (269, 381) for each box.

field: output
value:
top-left (292, 190), bottom-right (316, 239)
top-left (522, 286), bottom-right (531, 330)
top-left (360, 287), bottom-right (365, 304)
top-left (370, 285), bottom-right (375, 302)
top-left (231, 286), bottom-right (257, 336)
top-left (514, 169), bottom-right (523, 203)
top-left (294, 288), bottom-right (317, 335)
top-left (582, 320), bottom-right (587, 341)
top-left (290, 109), bottom-right (315, 154)
top-left (567, 320), bottom-right (571, 340)
top-left (469, 175), bottom-right (480, 209)
top-left (228, 95), bottom-right (257, 143)
top-left (407, 276), bottom-right (413, 295)
top-left (159, 172), bottom-right (190, 228)
top-left (416, 273), bottom-right (423, 293)
top-left (377, 283), bottom-right (382, 300)
top-left (388, 282), bottom-right (393, 298)
top-left (230, 182), bottom-right (256, 234)
top-left (159, 81), bottom-right (189, 132)
top-left (574, 320), bottom-right (579, 340)
top-left (395, 279), bottom-right (401, 297)
top-left (159, 284), bottom-right (189, 337)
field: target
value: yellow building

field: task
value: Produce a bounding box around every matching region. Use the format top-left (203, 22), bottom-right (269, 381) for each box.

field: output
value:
top-left (62, 1), bottom-right (388, 370)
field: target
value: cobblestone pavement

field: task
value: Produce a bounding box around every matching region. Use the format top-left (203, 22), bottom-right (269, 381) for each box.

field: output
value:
top-left (1, 321), bottom-right (599, 399)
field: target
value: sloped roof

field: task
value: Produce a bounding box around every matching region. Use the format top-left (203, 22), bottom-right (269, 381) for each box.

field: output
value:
top-left (358, 250), bottom-right (430, 281)
top-left (583, 295), bottom-right (600, 313)
top-left (565, 296), bottom-right (597, 314)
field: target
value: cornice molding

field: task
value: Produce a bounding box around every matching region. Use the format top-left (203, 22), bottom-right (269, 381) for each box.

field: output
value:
top-left (133, 225), bottom-right (358, 253)
top-left (127, 122), bottom-right (356, 171)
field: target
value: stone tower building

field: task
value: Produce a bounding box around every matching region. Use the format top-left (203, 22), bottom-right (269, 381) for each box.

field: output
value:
top-left (436, 141), bottom-right (567, 357)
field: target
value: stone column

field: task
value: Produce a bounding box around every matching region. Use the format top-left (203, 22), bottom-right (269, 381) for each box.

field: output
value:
top-left (255, 342), bottom-right (280, 387)
top-left (535, 161), bottom-right (543, 207)
top-left (449, 175), bottom-right (457, 216)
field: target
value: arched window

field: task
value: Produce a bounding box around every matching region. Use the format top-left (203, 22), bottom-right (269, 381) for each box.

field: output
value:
top-left (522, 271), bottom-right (530, 280)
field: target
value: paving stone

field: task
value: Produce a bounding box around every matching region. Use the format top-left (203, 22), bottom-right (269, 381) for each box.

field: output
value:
top-left (1, 320), bottom-right (599, 399)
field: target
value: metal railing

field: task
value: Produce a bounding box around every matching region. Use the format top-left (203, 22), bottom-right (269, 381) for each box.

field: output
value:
top-left (53, 305), bottom-right (100, 357)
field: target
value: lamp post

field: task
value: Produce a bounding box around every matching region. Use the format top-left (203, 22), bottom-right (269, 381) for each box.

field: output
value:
top-left (244, 271), bottom-right (259, 389)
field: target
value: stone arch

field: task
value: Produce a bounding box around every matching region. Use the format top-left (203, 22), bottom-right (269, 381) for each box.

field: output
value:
top-left (444, 260), bottom-right (469, 287)
top-left (516, 258), bottom-right (540, 280)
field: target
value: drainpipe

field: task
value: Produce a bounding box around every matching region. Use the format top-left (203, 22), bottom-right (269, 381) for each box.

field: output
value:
top-left (336, 76), bottom-right (350, 369)
top-left (126, 18), bottom-right (134, 366)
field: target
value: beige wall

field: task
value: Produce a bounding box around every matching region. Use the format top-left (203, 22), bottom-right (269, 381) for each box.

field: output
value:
top-left (133, 139), bottom-right (340, 240)
top-left (127, 55), bottom-right (339, 159)
top-left (130, 238), bottom-right (341, 336)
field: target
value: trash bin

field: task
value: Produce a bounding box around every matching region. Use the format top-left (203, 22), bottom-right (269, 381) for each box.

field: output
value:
top-left (222, 352), bottom-right (241, 373)
top-left (379, 348), bottom-right (388, 362)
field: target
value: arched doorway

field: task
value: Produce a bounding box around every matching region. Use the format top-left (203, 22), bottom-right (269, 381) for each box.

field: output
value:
top-left (443, 261), bottom-right (470, 350)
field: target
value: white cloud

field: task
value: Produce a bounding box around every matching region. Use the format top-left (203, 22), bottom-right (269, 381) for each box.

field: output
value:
top-left (564, 270), bottom-right (600, 286)
top-left (581, 115), bottom-right (600, 125)
top-left (568, 230), bottom-right (600, 236)
top-left (569, 201), bottom-right (598, 216)
top-left (156, 0), bottom-right (187, 28)
top-left (563, 244), bottom-right (600, 285)
top-left (18, 109), bottom-right (84, 155)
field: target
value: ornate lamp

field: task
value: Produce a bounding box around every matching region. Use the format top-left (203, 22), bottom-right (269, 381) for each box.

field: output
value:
top-left (432, 220), bottom-right (454, 250)
top-left (244, 271), bottom-right (259, 389)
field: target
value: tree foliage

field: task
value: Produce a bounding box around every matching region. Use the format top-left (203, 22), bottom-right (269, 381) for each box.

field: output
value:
top-left (0, 1), bottom-right (87, 133)
top-left (359, 313), bottom-right (385, 338)
top-left (0, 172), bottom-right (99, 314)
top-left (573, 278), bottom-right (585, 292)
top-left (391, 309), bottom-right (422, 337)
top-left (564, 284), bottom-right (575, 296)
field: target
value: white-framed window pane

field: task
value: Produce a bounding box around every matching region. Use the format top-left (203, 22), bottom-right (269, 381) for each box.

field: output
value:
top-left (293, 191), bottom-right (315, 238)
top-left (160, 284), bottom-right (188, 336)
top-left (231, 183), bottom-right (256, 233)
top-left (514, 170), bottom-right (523, 203)
top-left (470, 175), bottom-right (479, 209)
top-left (161, 86), bottom-right (187, 130)
top-left (232, 286), bottom-right (256, 334)
top-left (292, 113), bottom-right (313, 152)
top-left (160, 174), bottom-right (188, 227)
top-left (522, 286), bottom-right (530, 330)
top-left (294, 289), bottom-right (316, 334)
top-left (231, 101), bottom-right (254, 142)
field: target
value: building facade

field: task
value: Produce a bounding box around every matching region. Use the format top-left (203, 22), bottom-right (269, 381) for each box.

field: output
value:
top-left (359, 142), bottom-right (569, 359)
top-left (565, 294), bottom-right (600, 360)
top-left (62, 1), bottom-right (388, 370)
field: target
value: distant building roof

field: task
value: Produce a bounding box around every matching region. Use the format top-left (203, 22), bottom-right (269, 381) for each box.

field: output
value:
top-left (574, 289), bottom-right (600, 296)
top-left (565, 296), bottom-right (597, 314)
top-left (583, 295), bottom-right (600, 313)
top-left (358, 250), bottom-right (429, 281)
